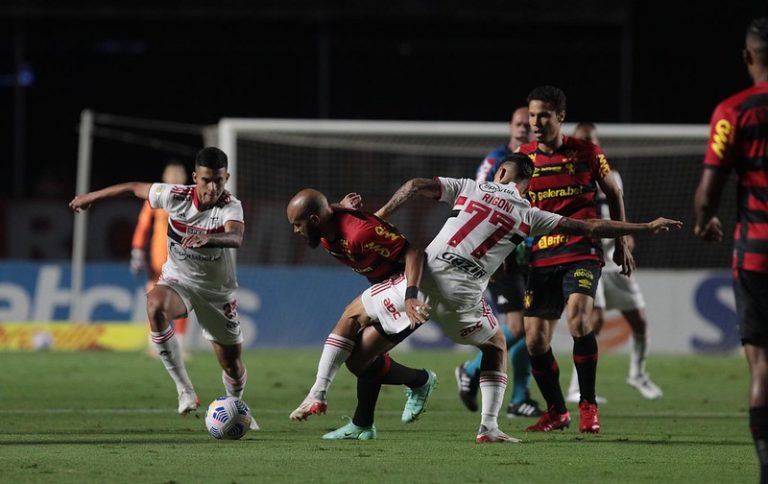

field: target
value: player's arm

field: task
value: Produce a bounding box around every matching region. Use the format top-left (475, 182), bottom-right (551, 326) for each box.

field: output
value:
top-left (558, 217), bottom-right (682, 238)
top-left (130, 202), bottom-right (154, 276)
top-left (181, 220), bottom-right (244, 249)
top-left (403, 244), bottom-right (429, 329)
top-left (333, 192), bottom-right (363, 210)
top-left (693, 169), bottom-right (728, 242)
top-left (596, 165), bottom-right (635, 275)
top-left (375, 178), bottom-right (441, 220)
top-left (69, 182), bottom-right (152, 212)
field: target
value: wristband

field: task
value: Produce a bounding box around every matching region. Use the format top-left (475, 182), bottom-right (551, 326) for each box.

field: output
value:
top-left (405, 286), bottom-right (419, 300)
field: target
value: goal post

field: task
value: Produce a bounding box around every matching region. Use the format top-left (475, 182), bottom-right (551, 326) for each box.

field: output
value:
top-left (217, 118), bottom-right (717, 270)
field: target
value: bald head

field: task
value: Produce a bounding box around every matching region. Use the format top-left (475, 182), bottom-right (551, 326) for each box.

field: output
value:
top-left (287, 189), bottom-right (334, 248)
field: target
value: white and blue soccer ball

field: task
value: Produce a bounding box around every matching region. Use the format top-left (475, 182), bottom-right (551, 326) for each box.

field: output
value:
top-left (204, 396), bottom-right (252, 440)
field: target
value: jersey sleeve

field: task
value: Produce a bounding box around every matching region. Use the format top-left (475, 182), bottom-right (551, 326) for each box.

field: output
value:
top-left (703, 102), bottom-right (736, 170)
top-left (435, 177), bottom-right (470, 205)
top-left (522, 207), bottom-right (563, 237)
top-left (147, 183), bottom-right (173, 210)
top-left (590, 145), bottom-right (612, 181)
top-left (222, 198), bottom-right (245, 225)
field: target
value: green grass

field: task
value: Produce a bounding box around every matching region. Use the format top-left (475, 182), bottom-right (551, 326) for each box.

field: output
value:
top-left (0, 349), bottom-right (756, 483)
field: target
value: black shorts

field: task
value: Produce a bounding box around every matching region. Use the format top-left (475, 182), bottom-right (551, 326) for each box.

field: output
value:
top-left (369, 322), bottom-right (416, 344)
top-left (734, 269), bottom-right (768, 344)
top-left (523, 260), bottom-right (602, 320)
top-left (487, 270), bottom-right (526, 313)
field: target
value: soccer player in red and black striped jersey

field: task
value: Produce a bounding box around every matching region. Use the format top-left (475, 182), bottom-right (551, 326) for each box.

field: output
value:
top-left (694, 17), bottom-right (768, 482)
top-left (286, 189), bottom-right (433, 427)
top-left (518, 86), bottom-right (634, 433)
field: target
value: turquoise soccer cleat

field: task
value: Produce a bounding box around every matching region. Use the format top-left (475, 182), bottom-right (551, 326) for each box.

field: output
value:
top-left (401, 369), bottom-right (438, 423)
top-left (321, 417), bottom-right (377, 440)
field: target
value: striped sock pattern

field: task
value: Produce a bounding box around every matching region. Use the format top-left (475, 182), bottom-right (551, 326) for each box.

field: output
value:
top-left (479, 371), bottom-right (508, 430)
top-left (308, 334), bottom-right (355, 400)
top-left (223, 368), bottom-right (248, 398)
top-left (150, 326), bottom-right (193, 394)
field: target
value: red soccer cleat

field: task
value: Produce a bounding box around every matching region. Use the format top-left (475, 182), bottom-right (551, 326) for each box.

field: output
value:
top-left (289, 398), bottom-right (328, 422)
top-left (578, 401), bottom-right (600, 433)
top-left (525, 407), bottom-right (571, 432)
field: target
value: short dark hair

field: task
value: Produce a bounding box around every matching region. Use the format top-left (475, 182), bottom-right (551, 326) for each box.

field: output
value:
top-left (526, 85), bottom-right (567, 113)
top-left (195, 147), bottom-right (228, 169)
top-left (574, 121), bottom-right (596, 131)
top-left (748, 17), bottom-right (768, 45)
top-left (500, 153), bottom-right (534, 180)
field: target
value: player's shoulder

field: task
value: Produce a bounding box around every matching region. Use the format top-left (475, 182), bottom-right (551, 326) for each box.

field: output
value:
top-left (563, 135), bottom-right (601, 156)
top-left (483, 144), bottom-right (511, 161)
top-left (716, 83), bottom-right (768, 114)
top-left (517, 141), bottom-right (538, 155)
top-left (334, 208), bottom-right (378, 232)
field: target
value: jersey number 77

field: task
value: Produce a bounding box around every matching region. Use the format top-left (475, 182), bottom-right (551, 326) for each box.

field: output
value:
top-left (448, 200), bottom-right (518, 259)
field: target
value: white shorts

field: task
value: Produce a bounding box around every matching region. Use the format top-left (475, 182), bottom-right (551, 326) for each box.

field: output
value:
top-left (157, 280), bottom-right (244, 345)
top-left (361, 275), bottom-right (500, 346)
top-left (593, 270), bottom-right (646, 312)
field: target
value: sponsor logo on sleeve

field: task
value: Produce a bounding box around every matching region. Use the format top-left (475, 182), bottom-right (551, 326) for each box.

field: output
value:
top-left (710, 119), bottom-right (732, 160)
top-left (374, 225), bottom-right (402, 241)
top-left (597, 154), bottom-right (611, 178)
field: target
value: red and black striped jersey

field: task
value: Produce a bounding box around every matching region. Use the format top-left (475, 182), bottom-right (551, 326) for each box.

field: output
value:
top-left (704, 81), bottom-right (768, 273)
top-left (519, 136), bottom-right (611, 267)
top-left (320, 208), bottom-right (409, 283)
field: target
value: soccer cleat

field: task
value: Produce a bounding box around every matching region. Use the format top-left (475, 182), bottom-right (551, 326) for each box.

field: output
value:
top-left (627, 374), bottom-right (663, 400)
top-left (506, 397), bottom-right (543, 418)
top-left (525, 407), bottom-right (571, 432)
top-left (322, 417), bottom-right (377, 441)
top-left (289, 397), bottom-right (328, 422)
top-left (402, 370), bottom-right (438, 423)
top-left (177, 389), bottom-right (200, 415)
top-left (566, 391), bottom-right (607, 404)
top-left (578, 401), bottom-right (601, 433)
top-left (476, 425), bottom-right (521, 443)
top-left (248, 415), bottom-right (261, 430)
top-left (455, 364), bottom-right (480, 412)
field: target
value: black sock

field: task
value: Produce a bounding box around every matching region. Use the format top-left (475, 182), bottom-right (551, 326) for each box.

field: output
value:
top-left (529, 348), bottom-right (566, 414)
top-left (379, 354), bottom-right (429, 388)
top-left (750, 406), bottom-right (768, 483)
top-left (573, 332), bottom-right (599, 404)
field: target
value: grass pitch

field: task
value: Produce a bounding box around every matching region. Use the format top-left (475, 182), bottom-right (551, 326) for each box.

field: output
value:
top-left (0, 349), bottom-right (755, 483)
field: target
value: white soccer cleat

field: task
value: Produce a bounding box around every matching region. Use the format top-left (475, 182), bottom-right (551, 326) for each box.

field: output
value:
top-left (177, 389), bottom-right (200, 415)
top-left (627, 374), bottom-right (663, 400)
top-left (476, 425), bottom-right (521, 443)
top-left (248, 415), bottom-right (261, 430)
top-left (289, 397), bottom-right (328, 422)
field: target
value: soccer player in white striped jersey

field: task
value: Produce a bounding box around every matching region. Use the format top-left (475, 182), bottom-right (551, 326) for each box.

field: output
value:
top-left (69, 147), bottom-right (256, 426)
top-left (324, 153), bottom-right (681, 443)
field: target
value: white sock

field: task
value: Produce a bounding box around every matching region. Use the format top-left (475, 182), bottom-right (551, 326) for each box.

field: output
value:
top-left (223, 368), bottom-right (247, 398)
top-left (568, 363), bottom-right (580, 396)
top-left (479, 371), bottom-right (508, 430)
top-left (630, 332), bottom-right (648, 378)
top-left (151, 326), bottom-right (194, 394)
top-left (308, 334), bottom-right (355, 401)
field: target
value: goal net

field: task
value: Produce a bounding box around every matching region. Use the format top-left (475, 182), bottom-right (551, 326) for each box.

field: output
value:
top-left (218, 119), bottom-right (725, 270)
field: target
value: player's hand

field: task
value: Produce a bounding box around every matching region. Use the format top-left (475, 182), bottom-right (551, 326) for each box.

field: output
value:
top-left (181, 234), bottom-right (210, 248)
top-left (69, 193), bottom-right (95, 212)
top-left (694, 217), bottom-right (722, 242)
top-left (339, 192), bottom-right (363, 210)
top-left (648, 217), bottom-right (684, 234)
top-left (129, 249), bottom-right (146, 276)
top-left (405, 298), bottom-right (431, 329)
top-left (613, 237), bottom-right (636, 276)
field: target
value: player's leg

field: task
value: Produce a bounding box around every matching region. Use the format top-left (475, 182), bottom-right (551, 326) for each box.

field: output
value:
top-left (623, 308), bottom-right (663, 399)
top-left (475, 328), bottom-right (520, 443)
top-left (567, 302), bottom-right (604, 403)
top-left (523, 267), bottom-right (571, 432)
top-left (456, 316), bottom-right (511, 413)
top-left (146, 283), bottom-right (197, 414)
top-left (210, 340), bottom-right (246, 398)
top-left (506, 309), bottom-right (542, 417)
top-left (290, 295), bottom-right (370, 421)
top-left (563, 262), bottom-right (602, 433)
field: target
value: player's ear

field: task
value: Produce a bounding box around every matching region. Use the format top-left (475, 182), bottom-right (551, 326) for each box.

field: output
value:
top-left (309, 214), bottom-right (320, 225)
top-left (557, 111), bottom-right (566, 123)
top-left (744, 48), bottom-right (753, 67)
top-left (224, 172), bottom-right (230, 183)
top-left (192, 171), bottom-right (198, 183)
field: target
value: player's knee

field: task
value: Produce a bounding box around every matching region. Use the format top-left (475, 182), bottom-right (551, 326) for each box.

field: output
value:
top-left (146, 297), bottom-right (168, 324)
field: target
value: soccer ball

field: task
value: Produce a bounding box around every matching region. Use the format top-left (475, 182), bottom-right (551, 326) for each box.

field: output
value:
top-left (204, 396), bottom-right (252, 440)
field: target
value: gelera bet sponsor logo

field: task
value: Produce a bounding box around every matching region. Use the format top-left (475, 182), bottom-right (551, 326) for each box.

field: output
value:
top-left (529, 185), bottom-right (583, 203)
top-left (537, 234), bottom-right (568, 249)
top-left (710, 119), bottom-right (732, 160)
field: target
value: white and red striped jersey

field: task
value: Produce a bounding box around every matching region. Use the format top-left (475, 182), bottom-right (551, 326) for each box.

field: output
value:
top-left (423, 177), bottom-right (562, 305)
top-left (148, 183), bottom-right (244, 293)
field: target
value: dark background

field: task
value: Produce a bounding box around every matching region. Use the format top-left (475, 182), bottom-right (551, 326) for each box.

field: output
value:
top-left (1, 0), bottom-right (766, 197)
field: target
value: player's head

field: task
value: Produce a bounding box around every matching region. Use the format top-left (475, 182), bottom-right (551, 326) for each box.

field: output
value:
top-left (287, 189), bottom-right (333, 248)
top-left (509, 106), bottom-right (531, 148)
top-left (572, 122), bottom-right (599, 145)
top-left (193, 147), bottom-right (229, 207)
top-left (527, 85), bottom-right (566, 145)
top-left (494, 153), bottom-right (534, 193)
top-left (162, 160), bottom-right (187, 185)
top-left (745, 17), bottom-right (768, 81)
